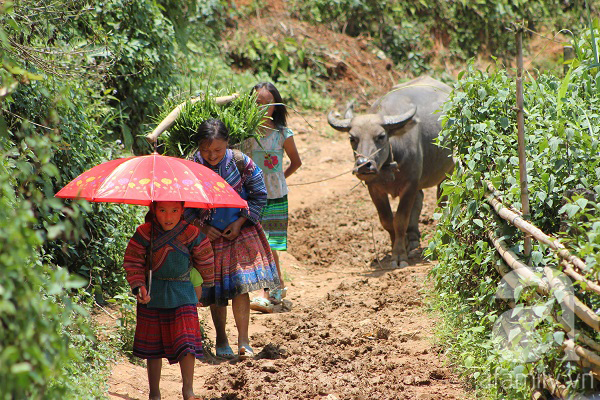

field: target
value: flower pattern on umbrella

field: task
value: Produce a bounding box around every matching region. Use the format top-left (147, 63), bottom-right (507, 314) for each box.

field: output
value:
top-left (56, 153), bottom-right (246, 209)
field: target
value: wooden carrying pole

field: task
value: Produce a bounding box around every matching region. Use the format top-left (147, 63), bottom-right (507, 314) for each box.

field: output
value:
top-left (515, 26), bottom-right (532, 257)
top-left (146, 93), bottom-right (240, 144)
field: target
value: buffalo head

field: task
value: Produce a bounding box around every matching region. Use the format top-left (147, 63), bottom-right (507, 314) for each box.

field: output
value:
top-left (327, 106), bottom-right (417, 180)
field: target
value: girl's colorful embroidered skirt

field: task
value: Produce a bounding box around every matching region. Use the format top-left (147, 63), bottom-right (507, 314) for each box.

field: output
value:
top-left (201, 223), bottom-right (280, 306)
top-left (133, 304), bottom-right (203, 364)
top-left (260, 195), bottom-right (288, 251)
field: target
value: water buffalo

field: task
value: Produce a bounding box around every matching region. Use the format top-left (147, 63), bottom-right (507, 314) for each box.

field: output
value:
top-left (327, 76), bottom-right (454, 267)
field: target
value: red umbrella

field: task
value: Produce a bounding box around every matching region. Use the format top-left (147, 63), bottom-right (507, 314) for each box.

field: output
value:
top-left (56, 153), bottom-right (247, 296)
top-left (55, 153), bottom-right (247, 209)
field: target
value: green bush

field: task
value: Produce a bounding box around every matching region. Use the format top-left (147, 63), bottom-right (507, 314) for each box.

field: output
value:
top-left (2, 0), bottom-right (159, 297)
top-left (223, 30), bottom-right (334, 111)
top-left (0, 8), bottom-right (119, 390)
top-left (85, 0), bottom-right (178, 153)
top-left (6, 79), bottom-right (144, 299)
top-left (0, 113), bottom-right (114, 398)
top-left (289, 0), bottom-right (584, 76)
top-left (427, 26), bottom-right (600, 397)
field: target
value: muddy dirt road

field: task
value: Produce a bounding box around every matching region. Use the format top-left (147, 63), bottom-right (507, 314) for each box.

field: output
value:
top-left (105, 112), bottom-right (468, 399)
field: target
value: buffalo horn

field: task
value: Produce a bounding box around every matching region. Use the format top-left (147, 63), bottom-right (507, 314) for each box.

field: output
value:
top-left (343, 100), bottom-right (354, 119)
top-left (382, 106), bottom-right (417, 131)
top-left (327, 111), bottom-right (352, 132)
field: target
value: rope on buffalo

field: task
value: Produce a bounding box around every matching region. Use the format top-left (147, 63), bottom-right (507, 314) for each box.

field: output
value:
top-left (287, 168), bottom-right (354, 186)
top-left (287, 149), bottom-right (381, 187)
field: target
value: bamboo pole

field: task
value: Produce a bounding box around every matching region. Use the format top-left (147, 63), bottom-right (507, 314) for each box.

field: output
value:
top-left (515, 26), bottom-right (532, 257)
top-left (487, 231), bottom-right (547, 291)
top-left (561, 260), bottom-right (600, 296)
top-left (563, 340), bottom-right (600, 382)
top-left (486, 181), bottom-right (523, 216)
top-left (544, 266), bottom-right (600, 332)
top-left (486, 193), bottom-right (594, 275)
top-left (556, 313), bottom-right (600, 353)
top-left (541, 375), bottom-right (570, 399)
top-left (564, 339), bottom-right (600, 370)
top-left (489, 246), bottom-right (600, 376)
top-left (531, 390), bottom-right (545, 400)
top-left (488, 231), bottom-right (600, 333)
top-left (486, 185), bottom-right (600, 294)
top-left (145, 93), bottom-right (240, 144)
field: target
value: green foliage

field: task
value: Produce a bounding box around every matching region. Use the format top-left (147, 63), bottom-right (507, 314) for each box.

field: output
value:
top-left (2, 0), bottom-right (148, 296)
top-left (157, 0), bottom-right (232, 53)
top-left (224, 30), bottom-right (334, 111)
top-left (228, 32), bottom-right (327, 80)
top-left (4, 0), bottom-right (592, 396)
top-left (6, 79), bottom-right (143, 299)
top-left (289, 0), bottom-right (584, 76)
top-left (157, 90), bottom-right (267, 157)
top-left (108, 293), bottom-right (138, 358)
top-left (427, 26), bottom-right (600, 397)
top-left (1, 5), bottom-right (139, 396)
top-left (86, 0), bottom-right (178, 153)
top-left (55, 290), bottom-right (117, 397)
top-left (275, 69), bottom-right (334, 112)
top-left (0, 114), bottom-right (113, 398)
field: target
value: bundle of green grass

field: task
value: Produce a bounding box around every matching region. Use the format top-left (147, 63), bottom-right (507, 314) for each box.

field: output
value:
top-left (155, 90), bottom-right (266, 158)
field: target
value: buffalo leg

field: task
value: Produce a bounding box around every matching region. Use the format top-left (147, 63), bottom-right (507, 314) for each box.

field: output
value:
top-left (392, 185), bottom-right (417, 268)
top-left (407, 189), bottom-right (423, 251)
top-left (368, 185), bottom-right (395, 246)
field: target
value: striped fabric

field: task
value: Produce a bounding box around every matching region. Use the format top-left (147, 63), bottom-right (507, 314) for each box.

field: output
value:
top-left (123, 220), bottom-right (214, 309)
top-left (192, 149), bottom-right (267, 224)
top-left (200, 223), bottom-right (280, 307)
top-left (261, 195), bottom-right (288, 251)
top-left (133, 304), bottom-right (203, 364)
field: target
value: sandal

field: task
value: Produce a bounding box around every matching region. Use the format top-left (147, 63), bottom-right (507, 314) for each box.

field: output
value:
top-left (268, 287), bottom-right (287, 304)
top-left (238, 344), bottom-right (254, 360)
top-left (215, 344), bottom-right (235, 359)
top-left (250, 297), bottom-right (274, 313)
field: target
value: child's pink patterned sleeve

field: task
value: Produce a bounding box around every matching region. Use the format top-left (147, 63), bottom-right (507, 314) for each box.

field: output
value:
top-left (123, 227), bottom-right (147, 291)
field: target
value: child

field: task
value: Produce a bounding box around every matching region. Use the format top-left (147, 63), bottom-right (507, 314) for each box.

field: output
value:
top-left (184, 118), bottom-right (280, 359)
top-left (123, 201), bottom-right (214, 400)
top-left (244, 82), bottom-right (302, 312)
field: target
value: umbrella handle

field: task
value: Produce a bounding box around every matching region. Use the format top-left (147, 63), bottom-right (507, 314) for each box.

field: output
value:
top-left (146, 93), bottom-right (240, 144)
top-left (147, 270), bottom-right (152, 297)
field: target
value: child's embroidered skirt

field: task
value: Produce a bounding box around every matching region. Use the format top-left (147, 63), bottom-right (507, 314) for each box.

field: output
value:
top-left (133, 304), bottom-right (203, 364)
top-left (261, 195), bottom-right (288, 251)
top-left (200, 223), bottom-right (280, 306)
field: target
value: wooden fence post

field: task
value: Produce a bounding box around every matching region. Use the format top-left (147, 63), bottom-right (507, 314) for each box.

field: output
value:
top-left (515, 25), bottom-right (532, 257)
